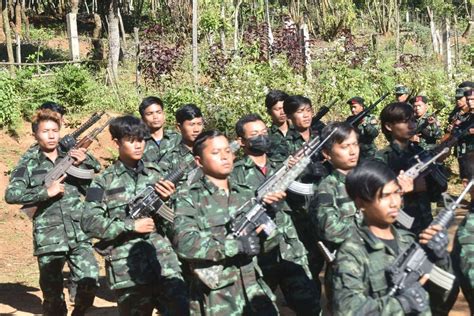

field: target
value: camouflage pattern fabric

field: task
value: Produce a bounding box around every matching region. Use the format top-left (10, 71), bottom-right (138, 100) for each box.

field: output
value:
top-left (452, 203), bottom-right (474, 311)
top-left (159, 142), bottom-right (197, 187)
top-left (173, 176), bottom-right (278, 316)
top-left (232, 155), bottom-right (320, 315)
top-left (375, 142), bottom-right (436, 235)
top-left (347, 114), bottom-right (379, 159)
top-left (5, 146), bottom-right (99, 315)
top-left (142, 129), bottom-right (182, 163)
top-left (416, 113), bottom-right (442, 150)
top-left (81, 159), bottom-right (189, 315)
top-left (332, 221), bottom-right (433, 315)
top-left (268, 124), bottom-right (290, 160)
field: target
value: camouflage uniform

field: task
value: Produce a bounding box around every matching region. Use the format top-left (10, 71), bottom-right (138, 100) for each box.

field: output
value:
top-left (268, 124), bottom-right (290, 160)
top-left (142, 129), bottom-right (182, 164)
top-left (5, 147), bottom-right (99, 316)
top-left (454, 114), bottom-right (474, 158)
top-left (159, 142), bottom-right (197, 187)
top-left (415, 113), bottom-right (442, 150)
top-left (452, 202), bottom-right (474, 312)
top-left (232, 155), bottom-right (320, 315)
top-left (81, 160), bottom-right (189, 315)
top-left (309, 168), bottom-right (360, 312)
top-left (332, 220), bottom-right (452, 315)
top-left (376, 142), bottom-right (438, 235)
top-left (173, 176), bottom-right (278, 316)
top-left (347, 114), bottom-right (379, 159)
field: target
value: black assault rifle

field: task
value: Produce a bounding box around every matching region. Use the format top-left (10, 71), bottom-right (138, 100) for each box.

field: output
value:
top-left (347, 92), bottom-right (390, 126)
top-left (231, 129), bottom-right (339, 238)
top-left (311, 99), bottom-right (337, 130)
top-left (59, 111), bottom-right (105, 150)
top-left (387, 179), bottom-right (474, 296)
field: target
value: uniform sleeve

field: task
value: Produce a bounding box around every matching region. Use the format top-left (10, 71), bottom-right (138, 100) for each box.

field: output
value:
top-left (83, 152), bottom-right (102, 173)
top-left (172, 191), bottom-right (241, 262)
top-left (360, 116), bottom-right (379, 139)
top-left (5, 162), bottom-right (49, 205)
top-left (333, 241), bottom-right (405, 315)
top-left (310, 181), bottom-right (354, 245)
top-left (81, 176), bottom-right (135, 241)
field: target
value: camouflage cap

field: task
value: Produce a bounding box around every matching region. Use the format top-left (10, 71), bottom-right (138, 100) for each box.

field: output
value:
top-left (455, 88), bottom-right (466, 98)
top-left (395, 85), bottom-right (410, 95)
top-left (347, 96), bottom-right (365, 106)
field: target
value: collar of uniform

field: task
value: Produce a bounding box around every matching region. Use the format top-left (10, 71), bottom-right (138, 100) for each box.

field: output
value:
top-left (331, 169), bottom-right (347, 184)
top-left (144, 129), bottom-right (175, 142)
top-left (200, 175), bottom-right (242, 195)
top-left (270, 123), bottom-right (287, 136)
top-left (177, 142), bottom-right (192, 156)
top-left (113, 159), bottom-right (147, 176)
top-left (357, 220), bottom-right (413, 253)
top-left (389, 140), bottom-right (418, 155)
top-left (36, 146), bottom-right (66, 163)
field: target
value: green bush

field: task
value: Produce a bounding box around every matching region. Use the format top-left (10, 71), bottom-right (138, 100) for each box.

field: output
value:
top-left (0, 71), bottom-right (20, 129)
top-left (54, 64), bottom-right (96, 113)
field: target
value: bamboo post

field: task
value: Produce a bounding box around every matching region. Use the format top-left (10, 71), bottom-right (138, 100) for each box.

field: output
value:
top-left (66, 13), bottom-right (80, 61)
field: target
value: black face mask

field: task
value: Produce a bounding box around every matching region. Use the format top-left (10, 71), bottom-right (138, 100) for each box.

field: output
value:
top-left (246, 135), bottom-right (271, 155)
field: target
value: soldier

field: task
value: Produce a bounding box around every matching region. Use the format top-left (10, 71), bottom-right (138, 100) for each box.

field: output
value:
top-left (266, 89), bottom-right (290, 159)
top-left (447, 88), bottom-right (470, 125)
top-left (173, 130), bottom-right (284, 315)
top-left (139, 96), bottom-right (181, 163)
top-left (376, 102), bottom-right (445, 235)
top-left (411, 95), bottom-right (442, 150)
top-left (309, 122), bottom-right (360, 311)
top-left (81, 116), bottom-right (189, 315)
top-left (346, 96), bottom-right (379, 159)
top-left (160, 103), bottom-right (204, 186)
top-left (232, 114), bottom-right (320, 315)
top-left (394, 84), bottom-right (410, 103)
top-left (5, 109), bottom-right (99, 316)
top-left (451, 152), bottom-right (474, 313)
top-left (332, 160), bottom-right (452, 315)
top-left (455, 89), bottom-right (474, 160)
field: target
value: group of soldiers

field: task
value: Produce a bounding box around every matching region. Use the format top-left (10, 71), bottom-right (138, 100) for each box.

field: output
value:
top-left (4, 81), bottom-right (474, 316)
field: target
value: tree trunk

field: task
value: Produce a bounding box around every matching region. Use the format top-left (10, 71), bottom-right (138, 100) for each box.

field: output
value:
top-left (117, 8), bottom-right (127, 56)
top-left (0, 1), bottom-right (5, 42)
top-left (3, 3), bottom-right (14, 72)
top-left (92, 12), bottom-right (104, 60)
top-left (71, 0), bottom-right (79, 14)
top-left (192, 0), bottom-right (198, 85)
top-left (108, 0), bottom-right (120, 83)
top-left (462, 2), bottom-right (473, 38)
top-left (427, 6), bottom-right (441, 55)
top-left (21, 0), bottom-right (29, 40)
top-left (219, 0), bottom-right (225, 52)
top-left (443, 17), bottom-right (452, 76)
top-left (233, 0), bottom-right (242, 53)
top-left (14, 0), bottom-right (21, 36)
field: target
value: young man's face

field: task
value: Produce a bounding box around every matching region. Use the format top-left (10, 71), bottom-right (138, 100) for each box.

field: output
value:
top-left (350, 103), bottom-right (364, 116)
top-left (396, 94), bottom-right (408, 102)
top-left (289, 104), bottom-right (313, 130)
top-left (142, 104), bottom-right (165, 130)
top-left (117, 137), bottom-right (145, 162)
top-left (179, 117), bottom-right (204, 144)
top-left (362, 180), bottom-right (403, 226)
top-left (385, 118), bottom-right (417, 141)
top-left (35, 120), bottom-right (60, 152)
top-left (413, 101), bottom-right (428, 118)
top-left (467, 95), bottom-right (474, 112)
top-left (269, 101), bottom-right (287, 125)
top-left (456, 97), bottom-right (467, 110)
top-left (242, 120), bottom-right (268, 140)
top-left (324, 130), bottom-right (359, 171)
top-left (196, 135), bottom-right (233, 179)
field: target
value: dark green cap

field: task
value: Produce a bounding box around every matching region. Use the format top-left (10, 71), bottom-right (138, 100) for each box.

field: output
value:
top-left (455, 88), bottom-right (466, 98)
top-left (395, 85), bottom-right (410, 95)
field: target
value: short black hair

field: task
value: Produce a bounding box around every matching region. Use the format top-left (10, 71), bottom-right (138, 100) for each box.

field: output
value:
top-left (40, 101), bottom-right (66, 116)
top-left (321, 122), bottom-right (358, 151)
top-left (193, 130), bottom-right (226, 157)
top-left (346, 160), bottom-right (398, 203)
top-left (139, 96), bottom-right (164, 117)
top-left (380, 102), bottom-right (414, 140)
top-left (175, 104), bottom-right (203, 124)
top-left (458, 81), bottom-right (474, 89)
top-left (459, 152), bottom-right (474, 180)
top-left (235, 113), bottom-right (264, 138)
top-left (265, 90), bottom-right (289, 112)
top-left (283, 95), bottom-right (312, 116)
top-left (109, 115), bottom-right (149, 141)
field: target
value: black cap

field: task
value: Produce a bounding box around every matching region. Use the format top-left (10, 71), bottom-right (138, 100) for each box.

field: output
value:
top-left (410, 95), bottom-right (428, 104)
top-left (347, 96), bottom-right (365, 106)
top-left (458, 81), bottom-right (474, 89)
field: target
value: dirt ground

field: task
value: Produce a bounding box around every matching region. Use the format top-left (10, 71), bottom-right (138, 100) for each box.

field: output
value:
top-left (0, 117), bottom-right (471, 315)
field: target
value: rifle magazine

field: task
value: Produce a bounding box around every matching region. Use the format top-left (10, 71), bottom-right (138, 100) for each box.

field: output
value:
top-left (430, 265), bottom-right (455, 291)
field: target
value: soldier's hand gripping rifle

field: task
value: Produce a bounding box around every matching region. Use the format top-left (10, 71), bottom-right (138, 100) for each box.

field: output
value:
top-left (346, 92), bottom-right (390, 126)
top-left (59, 111), bottom-right (105, 150)
top-left (387, 179), bottom-right (473, 296)
top-left (128, 141), bottom-right (241, 223)
top-left (415, 108), bottom-right (442, 135)
top-left (311, 99), bottom-right (337, 131)
top-left (231, 128), bottom-right (339, 238)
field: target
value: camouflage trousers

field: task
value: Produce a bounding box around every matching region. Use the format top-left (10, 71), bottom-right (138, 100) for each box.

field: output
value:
top-left (115, 275), bottom-right (189, 316)
top-left (37, 242), bottom-right (99, 316)
top-left (188, 268), bottom-right (278, 316)
top-left (258, 248), bottom-right (320, 316)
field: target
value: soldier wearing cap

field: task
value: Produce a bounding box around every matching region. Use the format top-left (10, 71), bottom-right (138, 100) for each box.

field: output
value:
top-left (395, 85), bottom-right (410, 103)
top-left (346, 96), bottom-right (379, 159)
top-left (410, 95), bottom-right (442, 150)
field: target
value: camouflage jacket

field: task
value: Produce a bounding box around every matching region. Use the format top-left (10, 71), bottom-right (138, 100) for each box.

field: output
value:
top-left (347, 114), bottom-right (379, 159)
top-left (332, 221), bottom-right (435, 315)
top-left (5, 147), bottom-right (94, 256)
top-left (173, 175), bottom-right (268, 290)
top-left (159, 142), bottom-right (197, 187)
top-left (452, 203), bottom-right (474, 289)
top-left (268, 123), bottom-right (290, 160)
top-left (231, 155), bottom-right (309, 267)
top-left (142, 129), bottom-right (181, 164)
top-left (455, 114), bottom-right (474, 158)
top-left (416, 113), bottom-right (442, 150)
top-left (81, 159), bottom-right (181, 290)
top-left (375, 142), bottom-right (435, 234)
top-left (309, 169), bottom-right (360, 249)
